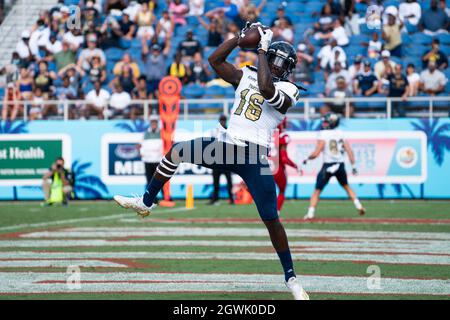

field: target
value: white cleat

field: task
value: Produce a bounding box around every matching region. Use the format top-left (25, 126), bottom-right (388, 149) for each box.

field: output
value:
top-left (286, 277), bottom-right (310, 300)
top-left (303, 212), bottom-right (315, 220)
top-left (113, 195), bottom-right (157, 218)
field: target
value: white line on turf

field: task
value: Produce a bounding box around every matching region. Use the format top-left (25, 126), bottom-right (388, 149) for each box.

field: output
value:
top-left (0, 251), bottom-right (449, 265)
top-left (0, 239), bottom-right (448, 254)
top-left (0, 260), bottom-right (127, 268)
top-left (0, 272), bottom-right (449, 295)
top-left (20, 227), bottom-right (450, 240)
top-left (0, 207), bottom-right (190, 232)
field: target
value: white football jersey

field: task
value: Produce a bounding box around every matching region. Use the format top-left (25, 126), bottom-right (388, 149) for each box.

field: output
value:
top-left (223, 66), bottom-right (301, 147)
top-left (318, 129), bottom-right (346, 163)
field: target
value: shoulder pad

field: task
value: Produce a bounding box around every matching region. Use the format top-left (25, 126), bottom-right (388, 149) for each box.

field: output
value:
top-left (277, 80), bottom-right (307, 92)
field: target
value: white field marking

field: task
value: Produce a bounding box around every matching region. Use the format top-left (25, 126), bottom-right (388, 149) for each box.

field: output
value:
top-left (21, 227), bottom-right (450, 240)
top-left (0, 272), bottom-right (449, 295)
top-left (0, 251), bottom-right (449, 265)
top-left (0, 239), bottom-right (449, 255)
top-left (0, 207), bottom-right (190, 232)
top-left (0, 260), bottom-right (127, 268)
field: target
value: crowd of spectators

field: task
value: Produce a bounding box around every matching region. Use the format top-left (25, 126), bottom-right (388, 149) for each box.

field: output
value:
top-left (0, 0), bottom-right (448, 121)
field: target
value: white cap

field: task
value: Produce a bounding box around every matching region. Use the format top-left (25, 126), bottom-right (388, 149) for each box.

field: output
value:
top-left (21, 30), bottom-right (31, 38)
top-left (297, 43), bottom-right (307, 52)
top-left (381, 50), bottom-right (391, 58)
top-left (385, 6), bottom-right (398, 17)
top-left (149, 114), bottom-right (159, 122)
top-left (60, 5), bottom-right (69, 13)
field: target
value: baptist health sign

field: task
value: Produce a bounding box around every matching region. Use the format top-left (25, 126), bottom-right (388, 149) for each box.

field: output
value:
top-left (0, 134), bottom-right (71, 186)
top-left (284, 131), bottom-right (427, 184)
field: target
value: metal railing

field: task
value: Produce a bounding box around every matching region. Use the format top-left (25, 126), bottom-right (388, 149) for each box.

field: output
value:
top-left (0, 96), bottom-right (448, 121)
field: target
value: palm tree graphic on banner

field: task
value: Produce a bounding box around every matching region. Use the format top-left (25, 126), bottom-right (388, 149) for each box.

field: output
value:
top-left (71, 160), bottom-right (109, 199)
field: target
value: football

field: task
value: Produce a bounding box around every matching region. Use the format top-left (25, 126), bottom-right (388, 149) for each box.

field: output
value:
top-left (238, 25), bottom-right (270, 49)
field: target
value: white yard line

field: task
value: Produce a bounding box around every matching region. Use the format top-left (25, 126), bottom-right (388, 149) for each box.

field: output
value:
top-left (0, 239), bottom-right (448, 254)
top-left (0, 251), bottom-right (449, 265)
top-left (0, 207), bottom-right (191, 232)
top-left (0, 260), bottom-right (127, 268)
top-left (20, 227), bottom-right (450, 240)
top-left (0, 272), bottom-right (449, 295)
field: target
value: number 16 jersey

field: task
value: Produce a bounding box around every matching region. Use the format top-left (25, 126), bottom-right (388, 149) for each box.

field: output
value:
top-left (225, 65), bottom-right (301, 148)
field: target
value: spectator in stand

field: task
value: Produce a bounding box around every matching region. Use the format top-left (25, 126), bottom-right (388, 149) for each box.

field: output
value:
top-left (85, 80), bottom-right (110, 119)
top-left (77, 34), bottom-right (106, 72)
top-left (239, 0), bottom-right (266, 24)
top-left (34, 60), bottom-right (56, 99)
top-left (325, 61), bottom-right (351, 95)
top-left (44, 33), bottom-right (62, 56)
top-left (270, 5), bottom-right (293, 28)
top-left (87, 55), bottom-right (107, 85)
top-left (169, 0), bottom-right (190, 26)
top-left (292, 43), bottom-right (315, 85)
top-left (63, 28), bottom-right (84, 51)
top-left (112, 64), bottom-right (138, 94)
top-left (313, 3), bottom-right (335, 35)
top-left (29, 19), bottom-right (51, 61)
top-left (188, 0), bottom-right (205, 16)
top-left (374, 50), bottom-right (396, 79)
top-left (135, 2), bottom-right (155, 40)
top-left (342, 0), bottom-right (360, 36)
top-left (206, 6), bottom-right (233, 36)
top-left (105, 0), bottom-right (127, 13)
top-left (100, 15), bottom-right (122, 49)
top-left (324, 76), bottom-right (353, 116)
top-left (317, 38), bottom-right (347, 71)
top-left (419, 60), bottom-right (448, 95)
top-left (224, 22), bottom-right (240, 41)
top-left (348, 55), bottom-right (364, 80)
top-left (132, 75), bottom-right (151, 100)
top-left (197, 16), bottom-right (223, 48)
top-left (178, 29), bottom-right (202, 64)
top-left (2, 83), bottom-right (21, 121)
top-left (399, 0), bottom-right (422, 33)
top-left (29, 87), bottom-right (44, 120)
top-left (325, 0), bottom-right (341, 16)
top-left (422, 39), bottom-right (448, 70)
top-left (387, 64), bottom-right (409, 118)
top-left (406, 63), bottom-right (420, 97)
top-left (156, 10), bottom-right (175, 43)
top-left (57, 64), bottom-right (85, 97)
top-left (188, 52), bottom-right (211, 85)
top-left (119, 12), bottom-right (137, 40)
top-left (440, 0), bottom-right (450, 17)
top-left (16, 67), bottom-right (34, 102)
top-left (108, 83), bottom-right (132, 119)
top-left (113, 53), bottom-right (141, 78)
top-left (142, 41), bottom-right (170, 98)
top-left (272, 18), bottom-right (294, 43)
top-left (365, 31), bottom-right (382, 59)
top-left (419, 0), bottom-right (449, 35)
top-left (55, 76), bottom-right (77, 117)
top-left (220, 0), bottom-right (239, 22)
top-left (52, 40), bottom-right (76, 72)
top-left (16, 31), bottom-right (37, 64)
top-left (315, 19), bottom-right (349, 47)
top-left (353, 61), bottom-right (378, 97)
top-left (382, 8), bottom-right (403, 58)
top-left (234, 50), bottom-right (257, 68)
top-left (169, 51), bottom-right (189, 84)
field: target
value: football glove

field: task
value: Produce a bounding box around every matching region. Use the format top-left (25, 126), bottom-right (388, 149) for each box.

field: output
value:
top-left (257, 26), bottom-right (273, 53)
top-left (302, 159), bottom-right (308, 166)
top-left (239, 21), bottom-right (262, 38)
top-left (352, 167), bottom-right (358, 175)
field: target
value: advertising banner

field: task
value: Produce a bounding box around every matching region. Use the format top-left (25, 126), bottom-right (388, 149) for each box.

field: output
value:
top-left (0, 134), bottom-right (71, 186)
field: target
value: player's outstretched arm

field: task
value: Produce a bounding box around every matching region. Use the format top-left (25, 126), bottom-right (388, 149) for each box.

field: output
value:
top-left (343, 140), bottom-right (358, 174)
top-left (256, 27), bottom-right (292, 114)
top-left (304, 141), bottom-right (325, 164)
top-left (208, 37), bottom-right (243, 87)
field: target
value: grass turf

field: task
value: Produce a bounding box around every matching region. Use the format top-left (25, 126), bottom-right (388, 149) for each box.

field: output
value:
top-left (0, 200), bottom-right (449, 300)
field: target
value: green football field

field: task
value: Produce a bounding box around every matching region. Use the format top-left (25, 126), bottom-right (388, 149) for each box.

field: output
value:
top-left (0, 199), bottom-right (449, 300)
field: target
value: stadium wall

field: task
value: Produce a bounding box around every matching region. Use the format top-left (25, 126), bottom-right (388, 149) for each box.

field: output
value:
top-left (0, 118), bottom-right (449, 200)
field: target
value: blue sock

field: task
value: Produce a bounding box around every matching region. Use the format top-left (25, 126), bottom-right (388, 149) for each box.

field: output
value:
top-left (277, 249), bottom-right (296, 282)
top-left (143, 178), bottom-right (163, 207)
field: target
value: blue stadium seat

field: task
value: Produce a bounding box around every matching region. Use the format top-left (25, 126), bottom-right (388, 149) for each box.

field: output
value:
top-left (345, 45), bottom-right (366, 57)
top-left (405, 45), bottom-right (427, 56)
top-left (349, 34), bottom-right (370, 45)
top-left (401, 33), bottom-right (412, 45)
top-left (105, 48), bottom-right (125, 62)
top-left (224, 86), bottom-right (235, 98)
top-left (204, 85), bottom-right (225, 98)
top-left (436, 33), bottom-right (450, 45)
top-left (411, 33), bottom-right (433, 45)
top-left (182, 84), bottom-right (205, 99)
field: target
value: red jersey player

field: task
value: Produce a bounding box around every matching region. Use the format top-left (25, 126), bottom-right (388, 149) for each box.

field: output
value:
top-left (274, 118), bottom-right (302, 214)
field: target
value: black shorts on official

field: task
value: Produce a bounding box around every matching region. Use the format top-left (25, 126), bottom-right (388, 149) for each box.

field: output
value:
top-left (315, 162), bottom-right (348, 190)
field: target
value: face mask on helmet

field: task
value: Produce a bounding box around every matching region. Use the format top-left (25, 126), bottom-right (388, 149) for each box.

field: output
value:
top-left (267, 52), bottom-right (295, 80)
